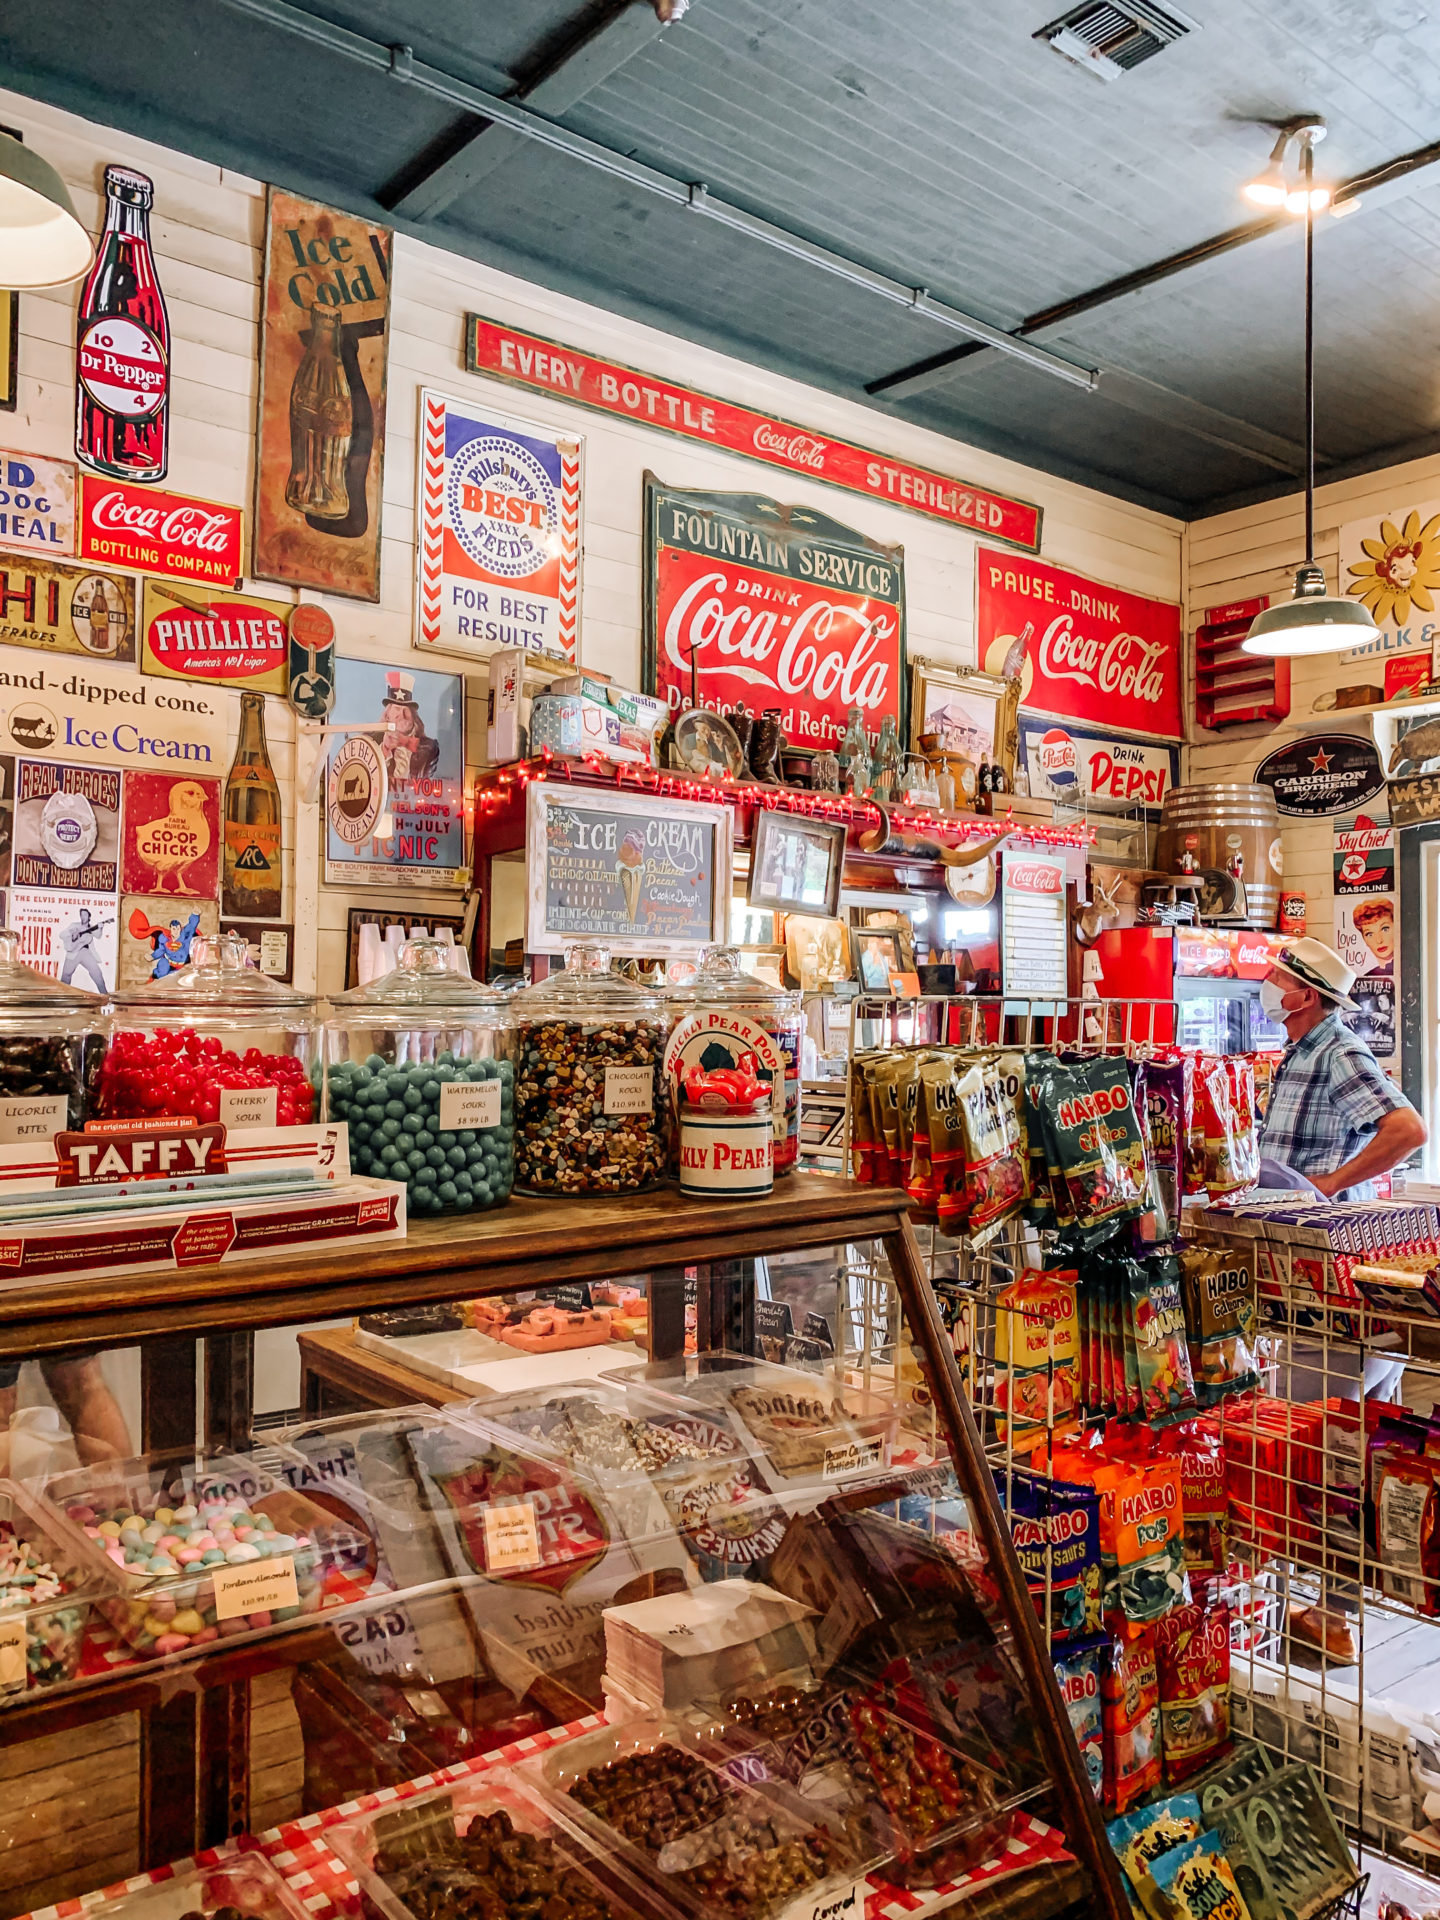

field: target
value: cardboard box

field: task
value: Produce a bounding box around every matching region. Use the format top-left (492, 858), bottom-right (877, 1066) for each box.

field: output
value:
top-left (529, 693), bottom-right (660, 767)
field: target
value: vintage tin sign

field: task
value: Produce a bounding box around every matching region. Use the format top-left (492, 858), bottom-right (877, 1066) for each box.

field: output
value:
top-left (1255, 733), bottom-right (1385, 817)
top-left (140, 581), bottom-right (290, 692)
top-left (288, 603), bottom-right (335, 719)
top-left (643, 476), bottom-right (905, 751)
top-left (76, 475), bottom-right (242, 588)
top-left (978, 548), bottom-right (1183, 740)
top-left (0, 553), bottom-right (136, 661)
top-left (416, 389), bottom-right (580, 661)
top-left (1019, 716), bottom-right (1179, 813)
top-left (0, 451), bottom-right (74, 556)
top-left (467, 314), bottom-right (1042, 552)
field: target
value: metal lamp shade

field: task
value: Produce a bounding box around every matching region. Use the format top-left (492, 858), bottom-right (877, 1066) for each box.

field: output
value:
top-left (1241, 564), bottom-right (1378, 658)
top-left (0, 134), bottom-right (94, 287)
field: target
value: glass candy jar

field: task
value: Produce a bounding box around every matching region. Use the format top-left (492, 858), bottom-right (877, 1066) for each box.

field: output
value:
top-left (666, 945), bottom-right (802, 1177)
top-left (324, 935), bottom-right (514, 1217)
top-left (0, 930), bottom-right (107, 1137)
top-left (94, 931), bottom-right (317, 1128)
top-left (512, 941), bottom-right (668, 1195)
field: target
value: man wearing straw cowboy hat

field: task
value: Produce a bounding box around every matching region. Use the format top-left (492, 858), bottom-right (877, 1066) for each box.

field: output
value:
top-left (1258, 936), bottom-right (1427, 1663)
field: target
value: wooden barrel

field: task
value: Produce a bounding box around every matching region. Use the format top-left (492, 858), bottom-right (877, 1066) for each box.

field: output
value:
top-left (1156, 783), bottom-right (1284, 928)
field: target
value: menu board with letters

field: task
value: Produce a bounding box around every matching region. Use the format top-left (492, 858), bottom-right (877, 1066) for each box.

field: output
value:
top-left (524, 785), bottom-right (731, 958)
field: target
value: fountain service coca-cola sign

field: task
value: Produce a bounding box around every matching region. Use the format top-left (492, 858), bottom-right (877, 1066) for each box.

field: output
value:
top-left (77, 476), bottom-right (242, 588)
top-left (977, 548), bottom-right (1182, 740)
top-left (643, 477), bottom-right (904, 750)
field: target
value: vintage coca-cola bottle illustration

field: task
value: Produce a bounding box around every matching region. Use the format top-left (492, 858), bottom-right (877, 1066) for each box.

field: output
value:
top-left (75, 166), bottom-right (169, 482)
top-left (285, 305), bottom-right (352, 520)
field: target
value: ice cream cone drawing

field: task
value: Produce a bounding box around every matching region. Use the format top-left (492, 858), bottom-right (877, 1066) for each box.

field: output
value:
top-left (618, 830), bottom-right (645, 922)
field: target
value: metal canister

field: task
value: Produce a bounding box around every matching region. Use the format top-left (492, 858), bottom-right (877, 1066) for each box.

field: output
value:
top-left (678, 1094), bottom-right (774, 1198)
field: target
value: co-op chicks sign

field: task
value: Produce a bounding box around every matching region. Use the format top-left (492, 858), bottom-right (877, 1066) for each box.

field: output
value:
top-left (0, 645), bottom-right (225, 773)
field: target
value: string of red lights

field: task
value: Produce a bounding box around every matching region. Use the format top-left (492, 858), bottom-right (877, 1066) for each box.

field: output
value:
top-left (472, 751), bottom-right (1093, 849)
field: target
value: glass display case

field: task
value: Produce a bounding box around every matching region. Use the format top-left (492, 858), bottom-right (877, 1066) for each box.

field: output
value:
top-left (0, 1180), bottom-right (1123, 1920)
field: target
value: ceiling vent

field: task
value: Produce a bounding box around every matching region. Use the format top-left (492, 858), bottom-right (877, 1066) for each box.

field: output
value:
top-left (1035, 1), bottom-right (1196, 80)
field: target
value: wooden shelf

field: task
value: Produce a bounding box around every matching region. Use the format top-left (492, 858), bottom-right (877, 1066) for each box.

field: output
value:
top-left (0, 1173), bottom-right (908, 1357)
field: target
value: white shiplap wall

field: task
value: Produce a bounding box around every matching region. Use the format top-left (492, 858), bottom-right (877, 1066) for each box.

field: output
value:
top-left (1184, 458), bottom-right (1440, 955)
top-left (1, 84), bottom-right (1183, 992)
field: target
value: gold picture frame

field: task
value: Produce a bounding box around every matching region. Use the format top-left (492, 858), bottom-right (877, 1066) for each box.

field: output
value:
top-left (909, 660), bottom-right (1008, 768)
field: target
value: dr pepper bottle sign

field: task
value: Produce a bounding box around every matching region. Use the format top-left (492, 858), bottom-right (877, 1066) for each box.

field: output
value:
top-left (75, 166), bottom-right (170, 483)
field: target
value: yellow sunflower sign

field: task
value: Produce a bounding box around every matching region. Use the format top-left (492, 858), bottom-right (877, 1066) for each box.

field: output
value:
top-left (1342, 506), bottom-right (1440, 626)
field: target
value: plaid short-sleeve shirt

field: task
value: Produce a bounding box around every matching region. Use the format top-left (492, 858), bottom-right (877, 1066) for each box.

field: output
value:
top-left (1258, 1011), bottom-right (1413, 1198)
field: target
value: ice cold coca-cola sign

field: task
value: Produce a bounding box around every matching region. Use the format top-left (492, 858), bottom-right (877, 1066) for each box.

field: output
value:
top-left (77, 476), bottom-right (243, 588)
top-left (643, 479), bottom-right (904, 750)
top-left (977, 547), bottom-right (1182, 740)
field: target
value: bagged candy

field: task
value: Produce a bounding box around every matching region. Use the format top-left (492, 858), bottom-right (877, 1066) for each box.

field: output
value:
top-left (1023, 1051), bottom-right (1065, 1229)
top-left (1155, 1602), bottom-right (1231, 1784)
top-left (850, 1053), bottom-right (882, 1183)
top-left (1149, 1833), bottom-right (1253, 1920)
top-left (1130, 1251), bottom-right (1198, 1427)
top-left (1177, 1422), bottom-right (1228, 1585)
top-left (1042, 1054), bottom-right (1151, 1243)
top-left (1004, 1462), bottom-right (1101, 1645)
top-left (1138, 1055), bottom-right (1185, 1240)
top-left (1103, 1619), bottom-right (1161, 1813)
top-left (1107, 1792), bottom-right (1203, 1920)
top-left (956, 1053), bottom-right (1029, 1234)
top-left (1180, 1246), bottom-right (1259, 1406)
top-left (1054, 1644), bottom-right (1103, 1800)
top-left (994, 1268), bottom-right (1079, 1446)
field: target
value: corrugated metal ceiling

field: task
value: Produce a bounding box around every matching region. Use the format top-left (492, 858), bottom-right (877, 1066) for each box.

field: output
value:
top-left (7, 0), bottom-right (1440, 516)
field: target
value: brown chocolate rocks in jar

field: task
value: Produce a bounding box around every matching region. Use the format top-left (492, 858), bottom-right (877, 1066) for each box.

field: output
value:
top-left (511, 944), bottom-right (669, 1197)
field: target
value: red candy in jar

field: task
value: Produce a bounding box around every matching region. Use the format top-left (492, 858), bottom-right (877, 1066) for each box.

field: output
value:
top-left (94, 1027), bottom-right (315, 1125)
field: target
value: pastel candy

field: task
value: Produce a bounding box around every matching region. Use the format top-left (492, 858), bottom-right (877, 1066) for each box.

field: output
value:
top-left (176, 1548), bottom-right (203, 1566)
top-left (171, 1609), bottom-right (204, 1637)
top-left (147, 1593), bottom-right (177, 1623)
top-left (153, 1632), bottom-right (189, 1655)
top-left (246, 1610), bottom-right (272, 1629)
top-left (225, 1544), bottom-right (260, 1563)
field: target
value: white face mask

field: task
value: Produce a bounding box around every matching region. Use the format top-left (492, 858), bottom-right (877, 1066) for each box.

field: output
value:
top-left (1259, 979), bottom-right (1291, 1023)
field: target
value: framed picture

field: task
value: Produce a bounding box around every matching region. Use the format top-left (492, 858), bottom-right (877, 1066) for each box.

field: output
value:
top-left (909, 660), bottom-right (1006, 761)
top-left (747, 811), bottom-right (846, 917)
top-left (783, 914), bottom-right (851, 992)
top-left (737, 944), bottom-right (787, 990)
top-left (525, 784), bottom-right (731, 958)
top-left (855, 926), bottom-right (906, 993)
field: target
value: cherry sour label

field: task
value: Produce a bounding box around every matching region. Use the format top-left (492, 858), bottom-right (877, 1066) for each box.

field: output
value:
top-left (75, 167), bottom-right (170, 483)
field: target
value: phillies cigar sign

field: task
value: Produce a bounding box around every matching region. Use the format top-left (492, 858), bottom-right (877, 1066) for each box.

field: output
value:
top-left (643, 477), bottom-right (904, 749)
top-left (977, 547), bottom-right (1183, 741)
top-left (468, 315), bottom-right (1041, 552)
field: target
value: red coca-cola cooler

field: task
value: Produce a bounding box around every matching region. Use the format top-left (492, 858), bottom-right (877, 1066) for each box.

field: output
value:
top-left (1090, 924), bottom-right (1291, 1054)
top-left (1088, 926), bottom-right (1176, 1046)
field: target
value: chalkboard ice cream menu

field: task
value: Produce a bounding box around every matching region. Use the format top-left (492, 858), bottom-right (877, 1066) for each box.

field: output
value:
top-left (526, 787), bottom-right (730, 956)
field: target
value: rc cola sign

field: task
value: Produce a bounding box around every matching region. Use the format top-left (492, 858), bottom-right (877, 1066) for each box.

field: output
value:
top-left (643, 477), bottom-right (905, 751)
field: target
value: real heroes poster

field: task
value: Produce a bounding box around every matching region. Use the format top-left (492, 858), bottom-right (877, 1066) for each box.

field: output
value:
top-left (324, 659), bottom-right (465, 888)
top-left (976, 547), bottom-right (1183, 741)
top-left (642, 476), bottom-right (905, 750)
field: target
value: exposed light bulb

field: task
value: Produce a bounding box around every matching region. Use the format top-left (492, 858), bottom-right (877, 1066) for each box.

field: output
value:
top-left (1244, 167), bottom-right (1289, 208)
top-left (1285, 184), bottom-right (1332, 214)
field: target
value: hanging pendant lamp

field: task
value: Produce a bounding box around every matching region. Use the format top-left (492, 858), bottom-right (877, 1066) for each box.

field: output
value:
top-left (1242, 130), bottom-right (1376, 658)
top-left (0, 133), bottom-right (93, 288)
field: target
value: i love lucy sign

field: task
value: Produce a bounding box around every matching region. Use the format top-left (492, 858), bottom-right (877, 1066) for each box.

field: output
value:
top-left (977, 548), bottom-right (1183, 740)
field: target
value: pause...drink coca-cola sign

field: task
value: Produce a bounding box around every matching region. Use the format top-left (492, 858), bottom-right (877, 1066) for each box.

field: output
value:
top-left (643, 478), bottom-right (904, 752)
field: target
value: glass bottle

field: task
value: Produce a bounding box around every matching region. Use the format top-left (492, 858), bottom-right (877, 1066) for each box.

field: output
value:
top-left (75, 167), bottom-right (169, 481)
top-left (837, 706), bottom-right (869, 793)
top-left (223, 693), bottom-right (283, 918)
top-left (285, 306), bottom-right (352, 520)
top-left (871, 713), bottom-right (901, 800)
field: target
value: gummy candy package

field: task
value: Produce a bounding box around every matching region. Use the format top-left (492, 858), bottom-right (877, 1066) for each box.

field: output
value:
top-left (1149, 1832), bottom-right (1253, 1920)
top-left (994, 1268), bottom-right (1079, 1446)
top-left (1041, 1055), bottom-right (1151, 1245)
top-left (1180, 1245), bottom-right (1259, 1407)
top-left (1102, 1619), bottom-right (1161, 1814)
top-left (1155, 1602), bottom-right (1231, 1785)
top-left (1130, 1251), bottom-right (1199, 1427)
top-left (1107, 1792), bottom-right (1203, 1920)
top-left (1055, 1643), bottom-right (1103, 1801)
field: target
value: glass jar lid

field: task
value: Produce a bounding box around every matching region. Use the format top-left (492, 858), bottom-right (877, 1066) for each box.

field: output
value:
top-left (511, 940), bottom-right (664, 1019)
top-left (331, 934), bottom-right (506, 1011)
top-left (0, 927), bottom-right (106, 1009)
top-left (667, 943), bottom-right (799, 1011)
top-left (115, 930), bottom-right (316, 1008)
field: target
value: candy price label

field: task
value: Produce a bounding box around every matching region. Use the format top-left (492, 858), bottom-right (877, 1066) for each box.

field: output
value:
top-left (439, 1081), bottom-right (502, 1131)
top-left (823, 1439), bottom-right (883, 1481)
top-left (211, 1555), bottom-right (299, 1621)
top-left (604, 1064), bottom-right (653, 1115)
top-left (482, 1500), bottom-right (541, 1573)
top-left (781, 1881), bottom-right (864, 1920)
top-left (0, 1096), bottom-right (68, 1144)
top-left (218, 1086), bottom-right (278, 1129)
top-left (0, 1616), bottom-right (25, 1691)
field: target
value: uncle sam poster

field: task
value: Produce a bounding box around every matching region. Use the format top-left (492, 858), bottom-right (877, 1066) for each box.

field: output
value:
top-left (415, 390), bottom-right (581, 662)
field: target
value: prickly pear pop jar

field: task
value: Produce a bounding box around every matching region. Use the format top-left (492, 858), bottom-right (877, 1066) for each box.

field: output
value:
top-left (0, 930), bottom-right (107, 1137)
top-left (324, 935), bottom-right (514, 1218)
top-left (666, 945), bottom-right (802, 1176)
top-left (512, 941), bottom-right (668, 1195)
top-left (94, 931), bottom-right (318, 1128)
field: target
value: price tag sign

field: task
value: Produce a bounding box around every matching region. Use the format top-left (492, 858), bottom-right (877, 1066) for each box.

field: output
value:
top-left (218, 1085), bottom-right (279, 1129)
top-left (823, 1439), bottom-right (883, 1481)
top-left (211, 1554), bottom-right (299, 1621)
top-left (0, 1615), bottom-right (26, 1691)
top-left (439, 1080), bottom-right (502, 1130)
top-left (781, 1881), bottom-right (864, 1920)
top-left (483, 1500), bottom-right (541, 1573)
top-left (0, 1096), bottom-right (68, 1144)
top-left (604, 1064), bottom-right (653, 1116)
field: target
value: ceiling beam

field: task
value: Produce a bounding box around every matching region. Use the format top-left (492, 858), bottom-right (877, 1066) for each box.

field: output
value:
top-left (214, 0), bottom-right (1100, 391)
top-left (866, 132), bottom-right (1440, 404)
top-left (382, 2), bottom-right (671, 221)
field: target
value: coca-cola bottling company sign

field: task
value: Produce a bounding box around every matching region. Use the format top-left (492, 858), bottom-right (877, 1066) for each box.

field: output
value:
top-left (977, 547), bottom-right (1183, 740)
top-left (77, 476), bottom-right (243, 589)
top-left (643, 477), bottom-right (904, 749)
top-left (468, 315), bottom-right (1041, 552)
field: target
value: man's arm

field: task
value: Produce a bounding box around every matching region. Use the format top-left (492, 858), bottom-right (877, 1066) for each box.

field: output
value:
top-left (1309, 1106), bottom-right (1428, 1196)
